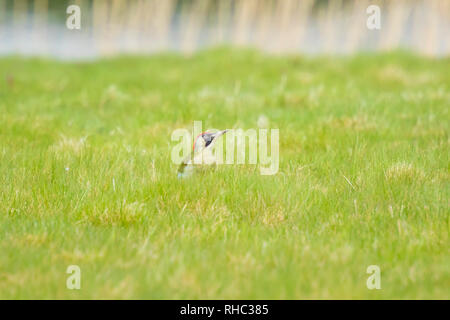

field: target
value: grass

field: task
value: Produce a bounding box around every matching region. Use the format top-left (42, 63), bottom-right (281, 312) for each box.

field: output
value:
top-left (0, 48), bottom-right (448, 299)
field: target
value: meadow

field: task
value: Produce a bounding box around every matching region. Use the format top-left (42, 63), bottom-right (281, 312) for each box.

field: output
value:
top-left (0, 49), bottom-right (448, 299)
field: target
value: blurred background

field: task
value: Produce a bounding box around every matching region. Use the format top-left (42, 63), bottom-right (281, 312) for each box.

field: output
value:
top-left (0, 0), bottom-right (449, 60)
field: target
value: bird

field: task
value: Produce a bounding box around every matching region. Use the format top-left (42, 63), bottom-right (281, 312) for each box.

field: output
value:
top-left (178, 129), bottom-right (228, 178)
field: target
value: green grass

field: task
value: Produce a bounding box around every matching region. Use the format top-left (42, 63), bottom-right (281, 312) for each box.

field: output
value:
top-left (0, 48), bottom-right (448, 299)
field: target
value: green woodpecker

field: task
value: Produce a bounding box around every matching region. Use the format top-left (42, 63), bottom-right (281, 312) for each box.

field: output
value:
top-left (178, 130), bottom-right (228, 178)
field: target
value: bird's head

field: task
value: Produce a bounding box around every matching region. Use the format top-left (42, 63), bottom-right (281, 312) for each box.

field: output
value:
top-left (193, 129), bottom-right (228, 153)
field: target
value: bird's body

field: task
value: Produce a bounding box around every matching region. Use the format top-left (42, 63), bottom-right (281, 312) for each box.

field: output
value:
top-left (178, 130), bottom-right (228, 178)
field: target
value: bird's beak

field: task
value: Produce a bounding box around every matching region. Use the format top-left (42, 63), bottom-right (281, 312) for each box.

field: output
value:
top-left (214, 129), bottom-right (228, 138)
